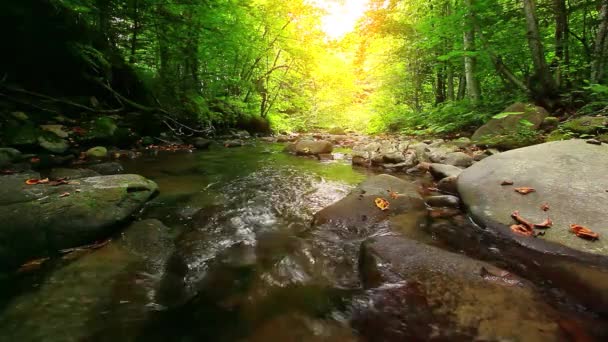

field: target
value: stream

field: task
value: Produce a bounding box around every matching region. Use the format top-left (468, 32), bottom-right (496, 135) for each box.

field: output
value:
top-left (0, 142), bottom-right (605, 341)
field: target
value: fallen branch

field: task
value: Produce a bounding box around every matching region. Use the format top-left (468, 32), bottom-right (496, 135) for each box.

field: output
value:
top-left (0, 84), bottom-right (123, 113)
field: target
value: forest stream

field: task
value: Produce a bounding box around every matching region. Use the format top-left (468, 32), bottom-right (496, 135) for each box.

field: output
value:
top-left (1, 141), bottom-right (607, 341)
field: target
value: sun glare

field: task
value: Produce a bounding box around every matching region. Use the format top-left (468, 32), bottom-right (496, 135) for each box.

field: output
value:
top-left (309, 0), bottom-right (369, 39)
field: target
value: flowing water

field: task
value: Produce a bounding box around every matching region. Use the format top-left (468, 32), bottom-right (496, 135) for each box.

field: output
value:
top-left (0, 142), bottom-right (606, 341)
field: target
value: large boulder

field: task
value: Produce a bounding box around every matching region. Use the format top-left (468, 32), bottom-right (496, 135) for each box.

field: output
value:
top-left (0, 147), bottom-right (22, 167)
top-left (0, 174), bottom-right (158, 270)
top-left (312, 174), bottom-right (425, 230)
top-left (355, 235), bottom-right (573, 341)
top-left (561, 116), bottom-right (608, 135)
top-left (294, 140), bottom-right (333, 155)
top-left (472, 102), bottom-right (549, 149)
top-left (458, 140), bottom-right (608, 257)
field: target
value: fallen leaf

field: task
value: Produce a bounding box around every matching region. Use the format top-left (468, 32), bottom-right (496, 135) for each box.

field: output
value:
top-left (387, 189), bottom-right (399, 199)
top-left (374, 197), bottom-right (390, 211)
top-left (534, 218), bottom-right (553, 229)
top-left (510, 224), bottom-right (534, 237)
top-left (18, 257), bottom-right (50, 273)
top-left (501, 180), bottom-right (514, 186)
top-left (511, 210), bottom-right (535, 230)
top-left (540, 203), bottom-right (550, 211)
top-left (25, 178), bottom-right (49, 185)
top-left (1, 169), bottom-right (16, 175)
top-left (30, 157), bottom-right (40, 163)
top-left (59, 192), bottom-right (70, 198)
top-left (48, 178), bottom-right (69, 186)
top-left (570, 224), bottom-right (599, 240)
top-left (514, 187), bottom-right (535, 195)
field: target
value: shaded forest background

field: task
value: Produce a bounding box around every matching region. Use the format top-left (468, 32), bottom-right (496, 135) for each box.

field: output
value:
top-left (0, 0), bottom-right (606, 138)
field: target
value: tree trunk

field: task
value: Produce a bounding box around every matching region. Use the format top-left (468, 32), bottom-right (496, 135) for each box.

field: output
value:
top-left (129, 0), bottom-right (139, 64)
top-left (457, 74), bottom-right (466, 100)
top-left (522, 0), bottom-right (557, 99)
top-left (447, 63), bottom-right (455, 101)
top-left (553, 0), bottom-right (569, 88)
top-left (463, 0), bottom-right (481, 102)
top-left (591, 0), bottom-right (608, 83)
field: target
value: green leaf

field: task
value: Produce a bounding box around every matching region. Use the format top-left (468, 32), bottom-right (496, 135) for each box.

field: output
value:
top-left (492, 111), bottom-right (524, 119)
top-left (519, 119), bottom-right (534, 127)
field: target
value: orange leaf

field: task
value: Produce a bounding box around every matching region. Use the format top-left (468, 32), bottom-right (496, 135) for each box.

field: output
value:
top-left (570, 224), bottom-right (599, 240)
top-left (514, 187), bottom-right (535, 195)
top-left (386, 189), bottom-right (399, 199)
top-left (510, 224), bottom-right (534, 237)
top-left (374, 197), bottom-right (390, 211)
top-left (25, 179), bottom-right (39, 185)
top-left (534, 218), bottom-right (553, 229)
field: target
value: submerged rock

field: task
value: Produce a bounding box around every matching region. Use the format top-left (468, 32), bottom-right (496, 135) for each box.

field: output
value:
top-left (0, 174), bottom-right (158, 270)
top-left (355, 235), bottom-right (570, 341)
top-left (0, 219), bottom-right (173, 342)
top-left (458, 139), bottom-right (608, 256)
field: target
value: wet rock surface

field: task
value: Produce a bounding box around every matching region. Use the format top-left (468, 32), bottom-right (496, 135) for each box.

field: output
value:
top-left (313, 174), bottom-right (425, 230)
top-left (0, 219), bottom-right (174, 342)
top-left (0, 174), bottom-right (158, 270)
top-left (354, 235), bottom-right (572, 341)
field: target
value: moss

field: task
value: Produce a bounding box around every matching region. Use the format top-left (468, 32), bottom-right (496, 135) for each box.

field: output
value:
top-left (598, 134), bottom-right (608, 144)
top-left (561, 116), bottom-right (607, 135)
top-left (476, 125), bottom-right (542, 150)
top-left (545, 130), bottom-right (572, 142)
top-left (86, 116), bottom-right (118, 140)
top-left (2, 121), bottom-right (41, 145)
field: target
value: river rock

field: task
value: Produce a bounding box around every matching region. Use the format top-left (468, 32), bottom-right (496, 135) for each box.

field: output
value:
top-left (443, 151), bottom-right (473, 167)
top-left (295, 140), bottom-right (333, 155)
top-left (437, 176), bottom-right (458, 194)
top-left (48, 168), bottom-right (100, 180)
top-left (355, 235), bottom-right (569, 341)
top-left (86, 146), bottom-right (108, 159)
top-left (428, 163), bottom-right (462, 180)
top-left (0, 219), bottom-right (173, 341)
top-left (40, 124), bottom-right (69, 138)
top-left (88, 161), bottom-right (124, 175)
top-left (472, 102), bottom-right (549, 146)
top-left (0, 174), bottom-right (158, 270)
top-left (312, 174), bottom-right (425, 230)
top-left (38, 136), bottom-right (69, 154)
top-left (458, 139), bottom-right (608, 256)
top-left (0, 147), bottom-right (22, 167)
top-left (425, 195), bottom-right (460, 208)
top-left (192, 137), bottom-right (212, 149)
top-left (328, 127), bottom-right (346, 135)
top-left (223, 139), bottom-right (244, 148)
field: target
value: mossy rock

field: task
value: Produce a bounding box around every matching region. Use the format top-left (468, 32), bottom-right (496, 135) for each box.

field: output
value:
top-left (472, 103), bottom-right (549, 143)
top-left (38, 132), bottom-right (70, 154)
top-left (86, 146), bottom-right (108, 159)
top-left (540, 116), bottom-right (559, 131)
top-left (2, 121), bottom-right (41, 146)
top-left (561, 116), bottom-right (608, 135)
top-left (86, 116), bottom-right (118, 140)
top-left (475, 127), bottom-right (543, 150)
top-left (598, 134), bottom-right (608, 144)
top-left (545, 130), bottom-right (572, 142)
top-left (328, 127), bottom-right (346, 135)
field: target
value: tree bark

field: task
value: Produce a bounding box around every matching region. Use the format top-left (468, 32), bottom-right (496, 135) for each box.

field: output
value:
top-left (591, 0), bottom-right (608, 83)
top-left (463, 0), bottom-right (481, 102)
top-left (457, 74), bottom-right (466, 100)
top-left (553, 0), bottom-right (569, 88)
top-left (447, 63), bottom-right (455, 101)
top-left (522, 0), bottom-right (557, 98)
